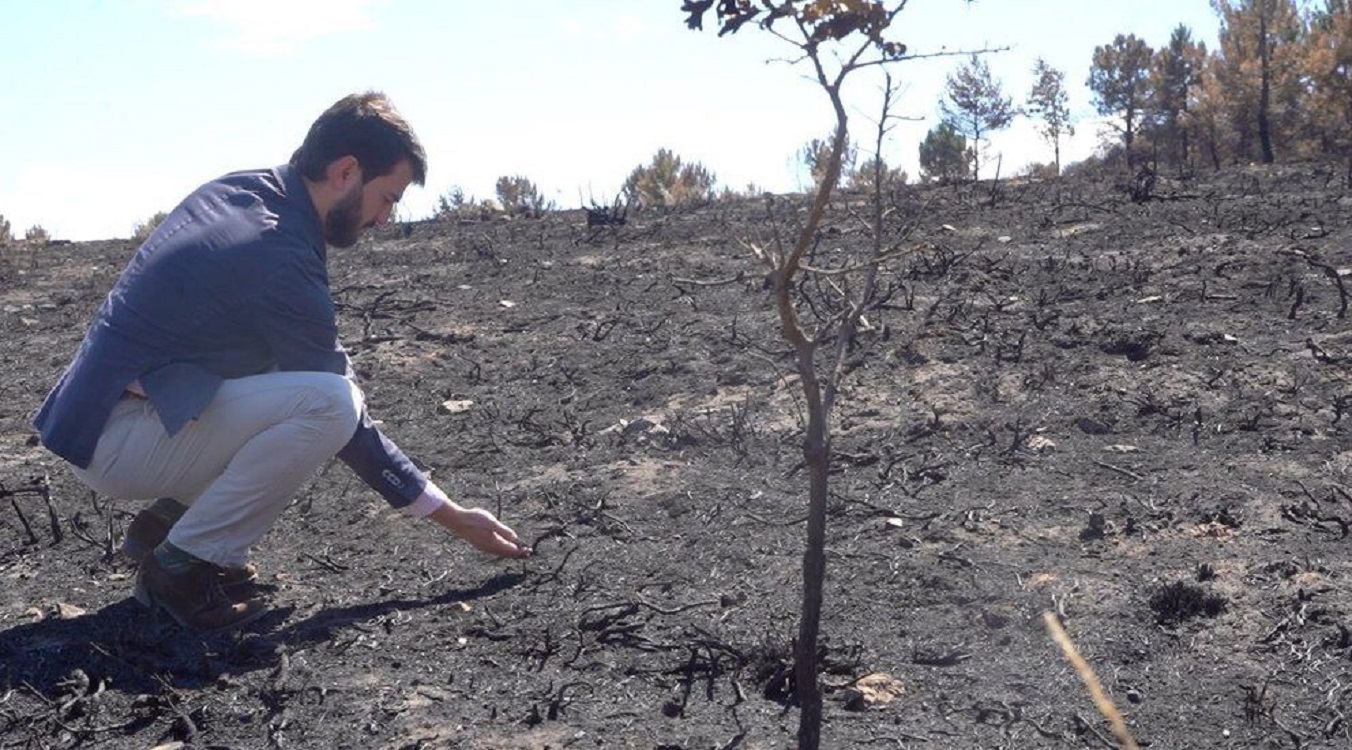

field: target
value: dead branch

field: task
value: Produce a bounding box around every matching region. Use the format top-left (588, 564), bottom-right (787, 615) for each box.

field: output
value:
top-left (1093, 459), bottom-right (1143, 482)
top-left (670, 272), bottom-right (748, 287)
top-left (1285, 249), bottom-right (1349, 319)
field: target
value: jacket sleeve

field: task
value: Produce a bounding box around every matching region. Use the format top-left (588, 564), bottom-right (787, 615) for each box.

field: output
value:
top-left (253, 251), bottom-right (427, 508)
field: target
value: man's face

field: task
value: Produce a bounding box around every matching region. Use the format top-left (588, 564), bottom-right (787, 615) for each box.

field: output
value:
top-left (324, 158), bottom-right (414, 248)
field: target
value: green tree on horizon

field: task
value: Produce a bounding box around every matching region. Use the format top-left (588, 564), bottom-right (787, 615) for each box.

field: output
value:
top-left (1149, 25), bottom-right (1207, 173)
top-left (1026, 57), bottom-right (1073, 175)
top-left (1088, 33), bottom-right (1155, 166)
top-left (918, 122), bottom-right (971, 184)
top-left (1211, 0), bottom-right (1306, 164)
top-left (940, 53), bottom-right (1014, 179)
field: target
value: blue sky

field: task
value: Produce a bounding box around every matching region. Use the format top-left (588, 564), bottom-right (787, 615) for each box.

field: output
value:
top-left (2, 1), bottom-right (1221, 241)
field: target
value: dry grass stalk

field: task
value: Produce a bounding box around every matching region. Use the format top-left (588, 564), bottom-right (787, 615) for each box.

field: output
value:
top-left (1042, 611), bottom-right (1140, 750)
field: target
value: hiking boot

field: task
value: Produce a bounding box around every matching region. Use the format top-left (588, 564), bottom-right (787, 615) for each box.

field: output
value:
top-left (130, 560), bottom-right (263, 605)
top-left (121, 501), bottom-right (259, 591)
top-left (119, 498), bottom-right (185, 562)
top-left (134, 553), bottom-right (268, 633)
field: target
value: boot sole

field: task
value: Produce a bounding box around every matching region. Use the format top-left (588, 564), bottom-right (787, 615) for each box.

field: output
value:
top-left (134, 570), bottom-right (258, 606)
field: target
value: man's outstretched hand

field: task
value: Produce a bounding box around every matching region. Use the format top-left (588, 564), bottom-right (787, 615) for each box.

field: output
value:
top-left (429, 503), bottom-right (532, 559)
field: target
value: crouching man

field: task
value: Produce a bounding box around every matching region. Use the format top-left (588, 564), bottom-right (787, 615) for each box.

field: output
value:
top-left (33, 91), bottom-right (530, 633)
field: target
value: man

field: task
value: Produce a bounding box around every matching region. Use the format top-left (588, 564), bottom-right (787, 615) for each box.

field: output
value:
top-left (33, 91), bottom-right (530, 633)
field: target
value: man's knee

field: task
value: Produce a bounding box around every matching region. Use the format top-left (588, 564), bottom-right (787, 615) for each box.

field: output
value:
top-left (302, 373), bottom-right (364, 439)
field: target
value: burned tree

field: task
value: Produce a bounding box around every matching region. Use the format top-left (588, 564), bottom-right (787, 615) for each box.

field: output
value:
top-left (683, 2), bottom-right (945, 747)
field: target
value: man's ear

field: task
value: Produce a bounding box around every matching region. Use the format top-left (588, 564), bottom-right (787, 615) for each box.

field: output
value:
top-left (325, 155), bottom-right (362, 189)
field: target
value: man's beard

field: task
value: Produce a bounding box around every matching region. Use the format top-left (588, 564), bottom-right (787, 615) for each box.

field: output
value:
top-left (324, 184), bottom-right (365, 248)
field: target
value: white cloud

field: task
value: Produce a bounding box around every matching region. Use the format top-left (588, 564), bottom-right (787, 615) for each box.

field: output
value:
top-left (172, 0), bottom-right (378, 55)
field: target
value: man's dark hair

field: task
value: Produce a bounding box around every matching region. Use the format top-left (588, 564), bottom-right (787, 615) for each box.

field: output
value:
top-left (291, 91), bottom-right (427, 186)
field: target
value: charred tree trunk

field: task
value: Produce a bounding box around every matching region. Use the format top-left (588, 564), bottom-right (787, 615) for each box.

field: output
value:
top-left (1180, 111), bottom-right (1192, 175)
top-left (1257, 7), bottom-right (1275, 164)
top-left (795, 403), bottom-right (830, 750)
top-left (772, 96), bottom-right (848, 750)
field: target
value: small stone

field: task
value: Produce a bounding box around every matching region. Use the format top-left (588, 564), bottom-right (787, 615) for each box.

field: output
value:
top-left (838, 673), bottom-right (904, 711)
top-left (622, 417), bottom-right (657, 435)
top-left (440, 399), bottom-right (474, 414)
top-left (1075, 418), bottom-right (1112, 435)
top-left (1027, 435), bottom-right (1056, 452)
top-left (719, 592), bottom-right (746, 607)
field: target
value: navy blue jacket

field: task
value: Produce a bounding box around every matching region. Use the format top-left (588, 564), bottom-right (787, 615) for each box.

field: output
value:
top-left (33, 165), bottom-right (425, 508)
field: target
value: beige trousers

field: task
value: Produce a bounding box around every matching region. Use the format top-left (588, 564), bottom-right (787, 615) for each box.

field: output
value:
top-left (73, 371), bottom-right (363, 567)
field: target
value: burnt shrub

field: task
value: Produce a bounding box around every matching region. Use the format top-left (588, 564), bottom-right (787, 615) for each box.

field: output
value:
top-left (1150, 580), bottom-right (1226, 625)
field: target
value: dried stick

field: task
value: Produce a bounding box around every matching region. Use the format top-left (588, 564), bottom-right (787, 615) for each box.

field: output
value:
top-left (1042, 611), bottom-right (1139, 750)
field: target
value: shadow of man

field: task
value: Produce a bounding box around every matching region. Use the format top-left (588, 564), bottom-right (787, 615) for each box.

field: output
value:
top-left (0, 572), bottom-right (526, 702)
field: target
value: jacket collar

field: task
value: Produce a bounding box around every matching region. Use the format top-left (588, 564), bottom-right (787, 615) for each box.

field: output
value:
top-left (278, 163), bottom-right (327, 259)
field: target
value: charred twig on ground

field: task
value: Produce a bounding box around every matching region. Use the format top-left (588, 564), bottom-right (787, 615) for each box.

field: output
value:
top-left (403, 320), bottom-right (473, 345)
top-left (2, 476), bottom-right (58, 546)
top-left (152, 677), bottom-right (200, 743)
top-left (911, 644), bottom-right (972, 666)
top-left (528, 544), bottom-right (578, 587)
top-left (1289, 283), bottom-right (1306, 319)
top-left (1093, 459), bottom-right (1143, 482)
top-left (1284, 481), bottom-right (1351, 538)
top-left (671, 271), bottom-right (748, 290)
top-left (581, 597), bottom-right (720, 620)
top-left (1283, 248), bottom-right (1349, 319)
top-left (68, 512), bottom-right (112, 557)
top-left (743, 510), bottom-right (810, 527)
top-left (64, 490), bottom-right (115, 558)
top-left (302, 550), bottom-right (350, 573)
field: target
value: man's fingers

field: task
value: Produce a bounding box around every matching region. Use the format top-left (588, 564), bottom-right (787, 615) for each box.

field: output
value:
top-left (494, 534), bottom-right (531, 558)
top-left (473, 528), bottom-right (529, 558)
top-left (459, 508), bottom-right (528, 557)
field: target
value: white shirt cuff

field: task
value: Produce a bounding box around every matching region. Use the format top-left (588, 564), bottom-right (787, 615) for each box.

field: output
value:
top-left (401, 484), bottom-right (451, 519)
